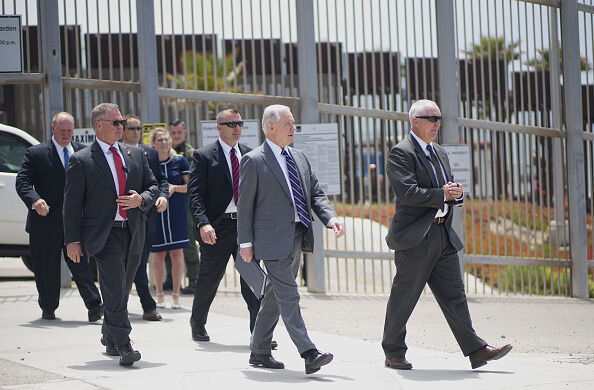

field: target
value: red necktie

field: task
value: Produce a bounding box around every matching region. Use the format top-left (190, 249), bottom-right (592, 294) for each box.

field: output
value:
top-left (230, 148), bottom-right (240, 205)
top-left (109, 146), bottom-right (128, 219)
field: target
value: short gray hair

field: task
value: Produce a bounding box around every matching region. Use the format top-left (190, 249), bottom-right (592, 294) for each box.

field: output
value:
top-left (216, 108), bottom-right (240, 124)
top-left (91, 103), bottom-right (120, 129)
top-left (52, 112), bottom-right (74, 127)
top-left (408, 99), bottom-right (437, 123)
top-left (261, 104), bottom-right (290, 134)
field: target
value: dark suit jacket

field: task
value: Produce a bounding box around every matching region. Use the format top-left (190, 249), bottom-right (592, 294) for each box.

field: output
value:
top-left (16, 140), bottom-right (87, 235)
top-left (385, 134), bottom-right (463, 251)
top-left (139, 144), bottom-right (169, 200)
top-left (237, 141), bottom-right (337, 260)
top-left (187, 140), bottom-right (251, 243)
top-left (63, 141), bottom-right (159, 257)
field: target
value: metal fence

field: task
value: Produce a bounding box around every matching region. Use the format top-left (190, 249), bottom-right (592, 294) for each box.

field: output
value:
top-left (1, 0), bottom-right (593, 297)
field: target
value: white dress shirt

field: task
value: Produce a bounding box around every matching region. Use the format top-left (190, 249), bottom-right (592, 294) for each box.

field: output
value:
top-left (96, 139), bottom-right (128, 221)
top-left (218, 137), bottom-right (241, 214)
top-left (52, 137), bottom-right (75, 168)
top-left (265, 139), bottom-right (301, 222)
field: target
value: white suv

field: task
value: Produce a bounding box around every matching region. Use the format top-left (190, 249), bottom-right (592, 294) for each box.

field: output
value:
top-left (0, 123), bottom-right (39, 270)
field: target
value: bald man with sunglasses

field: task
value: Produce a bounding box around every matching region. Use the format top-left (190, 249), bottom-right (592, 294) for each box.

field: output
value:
top-left (382, 99), bottom-right (512, 370)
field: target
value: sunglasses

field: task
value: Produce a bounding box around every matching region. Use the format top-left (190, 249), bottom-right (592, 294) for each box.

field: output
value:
top-left (416, 116), bottom-right (442, 123)
top-left (218, 121), bottom-right (244, 128)
top-left (126, 126), bottom-right (142, 131)
top-left (100, 119), bottom-right (127, 127)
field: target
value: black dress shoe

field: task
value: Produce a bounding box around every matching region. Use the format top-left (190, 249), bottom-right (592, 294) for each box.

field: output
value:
top-left (142, 309), bottom-right (162, 321)
top-left (190, 320), bottom-right (210, 341)
top-left (270, 340), bottom-right (278, 350)
top-left (303, 350), bottom-right (333, 374)
top-left (385, 356), bottom-right (413, 370)
top-left (469, 344), bottom-right (512, 369)
top-left (180, 283), bottom-right (196, 295)
top-left (100, 336), bottom-right (119, 356)
top-left (118, 342), bottom-right (141, 366)
top-left (88, 304), bottom-right (104, 322)
top-left (41, 310), bottom-right (55, 320)
top-left (249, 353), bottom-right (285, 369)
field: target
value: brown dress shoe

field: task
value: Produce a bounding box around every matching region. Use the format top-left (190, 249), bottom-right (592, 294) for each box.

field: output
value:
top-left (385, 356), bottom-right (413, 370)
top-left (142, 309), bottom-right (162, 321)
top-left (469, 344), bottom-right (513, 369)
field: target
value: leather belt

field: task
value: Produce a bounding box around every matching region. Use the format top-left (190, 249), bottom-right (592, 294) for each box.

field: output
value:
top-left (222, 212), bottom-right (237, 220)
top-left (433, 216), bottom-right (446, 224)
top-left (112, 220), bottom-right (128, 228)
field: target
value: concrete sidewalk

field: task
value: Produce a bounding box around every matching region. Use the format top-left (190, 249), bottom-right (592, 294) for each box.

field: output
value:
top-left (1, 279), bottom-right (594, 389)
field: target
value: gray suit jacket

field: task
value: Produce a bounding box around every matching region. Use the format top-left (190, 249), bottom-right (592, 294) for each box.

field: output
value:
top-left (237, 141), bottom-right (337, 260)
top-left (385, 134), bottom-right (463, 251)
top-left (63, 141), bottom-right (159, 257)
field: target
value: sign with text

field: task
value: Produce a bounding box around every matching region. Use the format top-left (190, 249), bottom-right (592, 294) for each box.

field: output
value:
top-left (199, 120), bottom-right (261, 149)
top-left (442, 144), bottom-right (472, 196)
top-left (73, 128), bottom-right (96, 146)
top-left (0, 15), bottom-right (23, 73)
top-left (293, 123), bottom-right (341, 196)
top-left (142, 123), bottom-right (166, 145)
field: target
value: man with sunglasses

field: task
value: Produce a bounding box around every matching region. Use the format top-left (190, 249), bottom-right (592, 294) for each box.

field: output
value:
top-left (64, 103), bottom-right (159, 366)
top-left (122, 114), bottom-right (168, 322)
top-left (382, 99), bottom-right (512, 370)
top-left (187, 108), bottom-right (261, 344)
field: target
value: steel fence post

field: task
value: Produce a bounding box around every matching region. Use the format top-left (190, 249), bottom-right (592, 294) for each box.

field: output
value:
top-left (136, 0), bottom-right (160, 124)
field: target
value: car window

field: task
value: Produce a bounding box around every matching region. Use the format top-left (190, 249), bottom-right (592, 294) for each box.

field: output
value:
top-left (0, 131), bottom-right (30, 173)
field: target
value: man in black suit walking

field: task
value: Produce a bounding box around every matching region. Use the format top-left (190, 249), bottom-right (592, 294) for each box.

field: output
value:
top-left (16, 112), bottom-right (103, 322)
top-left (122, 114), bottom-right (168, 321)
top-left (188, 108), bottom-right (260, 342)
top-left (64, 103), bottom-right (158, 366)
top-left (383, 99), bottom-right (512, 370)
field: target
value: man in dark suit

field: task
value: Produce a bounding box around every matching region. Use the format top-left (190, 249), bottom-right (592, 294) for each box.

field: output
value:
top-left (122, 114), bottom-right (168, 321)
top-left (64, 103), bottom-right (158, 366)
top-left (188, 108), bottom-right (260, 342)
top-left (16, 112), bottom-right (103, 322)
top-left (383, 99), bottom-right (512, 370)
top-left (237, 105), bottom-right (344, 374)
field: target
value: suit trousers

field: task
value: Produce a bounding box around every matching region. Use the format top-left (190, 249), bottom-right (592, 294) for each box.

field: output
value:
top-left (190, 218), bottom-right (260, 331)
top-left (93, 226), bottom-right (137, 348)
top-left (133, 210), bottom-right (157, 312)
top-left (382, 223), bottom-right (487, 358)
top-left (251, 224), bottom-right (316, 355)
top-left (29, 232), bottom-right (101, 312)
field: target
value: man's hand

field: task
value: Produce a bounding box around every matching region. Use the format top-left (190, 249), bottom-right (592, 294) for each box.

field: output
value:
top-left (329, 219), bottom-right (345, 238)
top-left (240, 246), bottom-right (254, 263)
top-left (116, 190), bottom-right (143, 210)
top-left (66, 242), bottom-right (83, 263)
top-left (443, 182), bottom-right (463, 201)
top-left (32, 199), bottom-right (50, 216)
top-left (155, 196), bottom-right (167, 212)
top-left (199, 224), bottom-right (217, 245)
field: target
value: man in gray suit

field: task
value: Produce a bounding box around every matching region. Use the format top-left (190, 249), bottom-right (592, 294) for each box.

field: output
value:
top-left (237, 104), bottom-right (344, 374)
top-left (383, 99), bottom-right (512, 370)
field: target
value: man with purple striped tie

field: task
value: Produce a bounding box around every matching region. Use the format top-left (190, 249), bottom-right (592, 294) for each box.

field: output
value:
top-left (238, 104), bottom-right (344, 374)
top-left (187, 108), bottom-right (261, 343)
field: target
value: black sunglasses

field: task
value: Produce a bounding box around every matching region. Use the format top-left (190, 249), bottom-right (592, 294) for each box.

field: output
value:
top-left (100, 119), bottom-right (127, 127)
top-left (218, 121), bottom-right (244, 128)
top-left (126, 126), bottom-right (142, 131)
top-left (415, 116), bottom-right (442, 123)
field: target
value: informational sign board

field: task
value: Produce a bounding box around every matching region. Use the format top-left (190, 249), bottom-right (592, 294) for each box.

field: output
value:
top-left (73, 128), bottom-right (96, 146)
top-left (292, 123), bottom-right (341, 196)
top-left (142, 123), bottom-right (166, 145)
top-left (442, 144), bottom-right (472, 196)
top-left (199, 120), bottom-right (261, 149)
top-left (0, 15), bottom-right (22, 73)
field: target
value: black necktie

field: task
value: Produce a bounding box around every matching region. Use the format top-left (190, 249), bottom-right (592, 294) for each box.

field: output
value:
top-left (426, 145), bottom-right (445, 188)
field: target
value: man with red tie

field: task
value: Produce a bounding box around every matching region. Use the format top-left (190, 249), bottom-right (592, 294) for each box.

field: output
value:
top-left (64, 103), bottom-right (158, 366)
top-left (187, 108), bottom-right (260, 343)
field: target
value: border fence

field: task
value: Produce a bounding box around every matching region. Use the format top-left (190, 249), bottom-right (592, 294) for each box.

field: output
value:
top-left (1, 0), bottom-right (593, 298)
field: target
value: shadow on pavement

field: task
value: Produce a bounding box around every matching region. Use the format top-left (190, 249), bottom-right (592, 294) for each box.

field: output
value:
top-left (193, 341), bottom-right (251, 353)
top-left (396, 368), bottom-right (514, 381)
top-left (20, 319), bottom-right (101, 329)
top-left (241, 368), bottom-right (354, 383)
top-left (68, 359), bottom-right (166, 371)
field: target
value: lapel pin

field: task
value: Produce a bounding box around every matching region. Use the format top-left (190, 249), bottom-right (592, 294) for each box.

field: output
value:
top-left (127, 150), bottom-right (131, 155)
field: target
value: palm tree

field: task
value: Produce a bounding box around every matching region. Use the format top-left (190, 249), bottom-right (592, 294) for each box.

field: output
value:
top-left (527, 47), bottom-right (592, 72)
top-left (464, 36), bottom-right (521, 63)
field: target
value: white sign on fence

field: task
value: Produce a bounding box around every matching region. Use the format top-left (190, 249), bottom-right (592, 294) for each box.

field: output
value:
top-left (293, 123), bottom-right (341, 196)
top-left (0, 15), bottom-right (22, 73)
top-left (73, 128), bottom-right (96, 146)
top-left (442, 144), bottom-right (472, 196)
top-left (199, 120), bottom-right (261, 150)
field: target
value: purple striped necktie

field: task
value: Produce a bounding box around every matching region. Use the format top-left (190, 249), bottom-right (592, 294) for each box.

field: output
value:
top-left (230, 147), bottom-right (240, 205)
top-left (281, 148), bottom-right (310, 228)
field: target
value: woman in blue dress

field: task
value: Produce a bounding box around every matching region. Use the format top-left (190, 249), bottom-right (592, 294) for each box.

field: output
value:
top-left (150, 128), bottom-right (190, 309)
